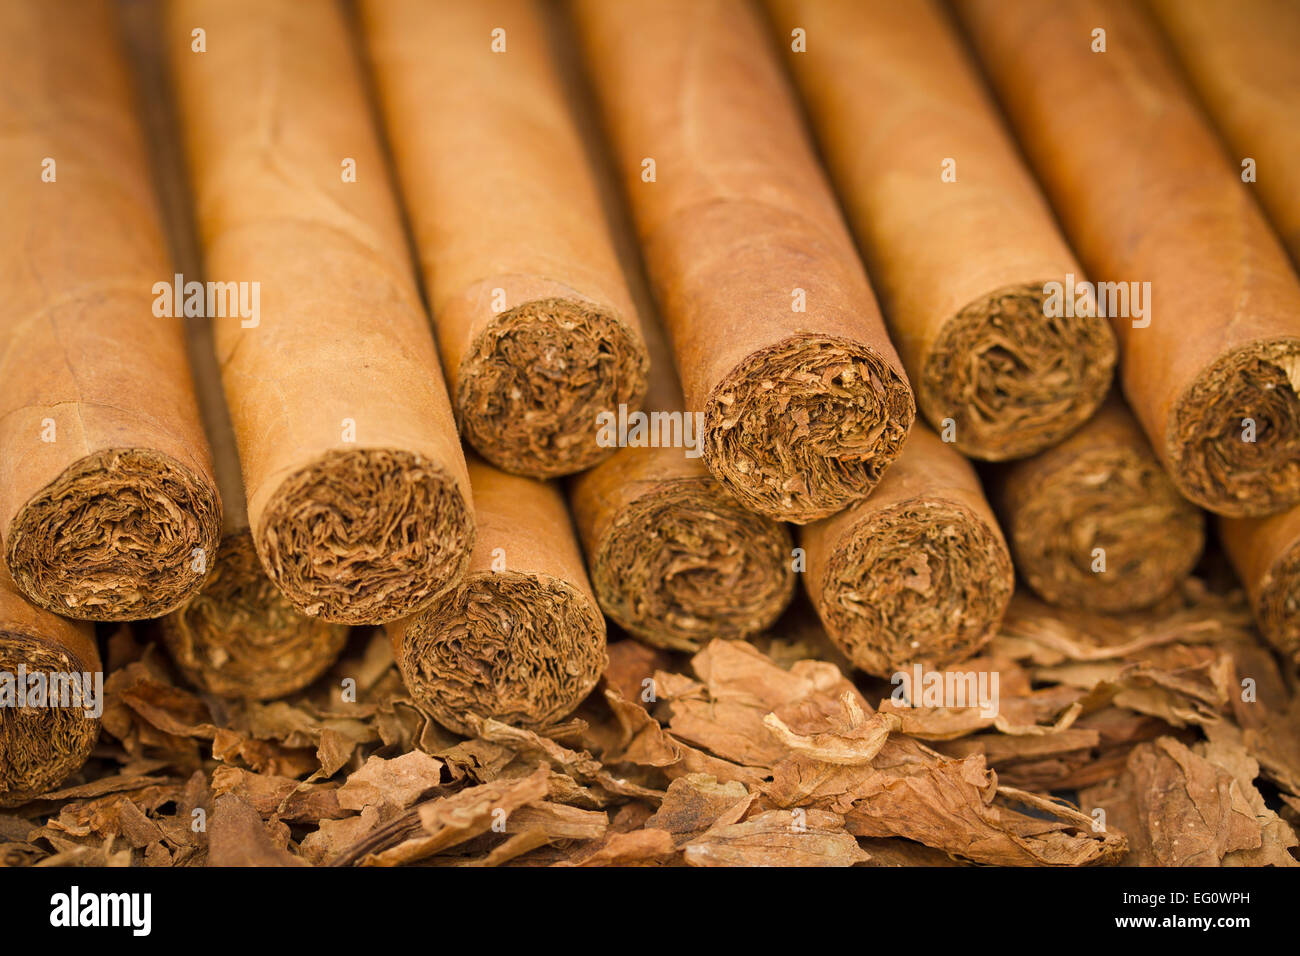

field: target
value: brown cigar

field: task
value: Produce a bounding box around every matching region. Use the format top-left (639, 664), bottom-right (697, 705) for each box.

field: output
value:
top-left (799, 425), bottom-right (1014, 677)
top-left (953, 0), bottom-right (1300, 518)
top-left (572, 0), bottom-right (914, 523)
top-left (1149, 0), bottom-right (1300, 268)
top-left (0, 0), bottom-right (221, 620)
top-left (360, 0), bottom-right (648, 479)
top-left (992, 395), bottom-right (1205, 613)
top-left (0, 564), bottom-right (101, 807)
top-left (390, 455), bottom-right (606, 736)
top-left (767, 0), bottom-right (1116, 461)
top-left (167, 0), bottom-right (474, 625)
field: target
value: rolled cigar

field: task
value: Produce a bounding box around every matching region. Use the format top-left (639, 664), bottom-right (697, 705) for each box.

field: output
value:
top-left (768, 0), bottom-right (1116, 461)
top-left (1220, 509), bottom-right (1300, 667)
top-left (123, 0), bottom-right (349, 698)
top-left (0, 565), bottom-right (101, 807)
top-left (572, 0), bottom-right (915, 523)
top-left (168, 0), bottom-right (474, 624)
top-left (953, 0), bottom-right (1300, 517)
top-left (993, 395), bottom-right (1206, 613)
top-left (390, 456), bottom-right (607, 736)
top-left (571, 316), bottom-right (796, 652)
top-left (360, 0), bottom-right (649, 479)
top-left (799, 425), bottom-right (1014, 677)
top-left (0, 0), bottom-right (221, 620)
top-left (1149, 0), bottom-right (1300, 267)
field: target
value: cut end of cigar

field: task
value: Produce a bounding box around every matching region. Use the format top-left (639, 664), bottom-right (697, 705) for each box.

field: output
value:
top-left (590, 477), bottom-right (795, 651)
top-left (395, 569), bottom-right (606, 736)
top-left (815, 499), bottom-right (1013, 677)
top-left (1008, 448), bottom-right (1205, 613)
top-left (5, 448), bottom-right (221, 621)
top-left (1172, 337), bottom-right (1300, 517)
top-left (922, 282), bottom-right (1117, 461)
top-left (257, 448), bottom-right (474, 626)
top-left (456, 297), bottom-right (649, 479)
top-left (704, 335), bottom-right (914, 523)
top-left (1254, 543), bottom-right (1300, 668)
top-left (161, 532), bottom-right (350, 699)
top-left (0, 633), bottom-right (100, 808)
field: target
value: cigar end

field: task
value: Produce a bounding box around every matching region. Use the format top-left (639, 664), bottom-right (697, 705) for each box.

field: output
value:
top-left (0, 632), bottom-right (101, 808)
top-left (1008, 447), bottom-right (1205, 612)
top-left (921, 282), bottom-right (1117, 461)
top-left (704, 334), bottom-right (914, 523)
top-left (591, 477), bottom-right (795, 651)
top-left (395, 569), bottom-right (606, 736)
top-left (5, 448), bottom-right (221, 621)
top-left (812, 498), bottom-right (1013, 676)
top-left (457, 297), bottom-right (649, 479)
top-left (1170, 337), bottom-right (1300, 517)
top-left (161, 532), bottom-right (350, 699)
top-left (256, 447), bottom-right (474, 626)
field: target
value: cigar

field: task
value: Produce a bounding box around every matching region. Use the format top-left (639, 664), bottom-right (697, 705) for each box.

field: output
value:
top-left (390, 456), bottom-right (607, 736)
top-left (167, 0), bottom-right (474, 625)
top-left (992, 395), bottom-right (1206, 613)
top-left (121, 0), bottom-right (350, 698)
top-left (953, 0), bottom-right (1300, 517)
top-left (766, 0), bottom-right (1116, 461)
top-left (572, 0), bottom-right (915, 523)
top-left (571, 315), bottom-right (796, 651)
top-left (0, 0), bottom-right (221, 620)
top-left (1220, 509), bottom-right (1300, 667)
top-left (0, 565), bottom-right (101, 807)
top-left (360, 0), bottom-right (649, 479)
top-left (1149, 0), bottom-right (1300, 268)
top-left (799, 425), bottom-right (1014, 677)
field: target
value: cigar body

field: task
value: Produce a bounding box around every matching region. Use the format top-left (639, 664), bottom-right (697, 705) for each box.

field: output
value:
top-left (168, 0), bottom-right (474, 625)
top-left (1148, 0), bottom-right (1300, 268)
top-left (800, 425), bottom-right (1013, 677)
top-left (573, 0), bottom-right (914, 523)
top-left (391, 457), bottom-right (606, 736)
top-left (768, 0), bottom-right (1115, 461)
top-left (993, 395), bottom-right (1205, 613)
top-left (0, 0), bottom-right (220, 620)
top-left (954, 0), bottom-right (1300, 517)
top-left (0, 565), bottom-right (101, 806)
top-left (361, 0), bottom-right (648, 479)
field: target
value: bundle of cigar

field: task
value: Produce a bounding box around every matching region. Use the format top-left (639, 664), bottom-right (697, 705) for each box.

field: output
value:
top-left (1, 0), bottom-right (1297, 869)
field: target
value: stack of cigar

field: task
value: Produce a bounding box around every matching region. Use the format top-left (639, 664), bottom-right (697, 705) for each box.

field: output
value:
top-left (1, 0), bottom-right (1298, 823)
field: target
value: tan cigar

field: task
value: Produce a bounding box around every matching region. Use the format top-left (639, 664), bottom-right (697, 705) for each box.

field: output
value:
top-left (800, 425), bottom-right (1014, 677)
top-left (0, 0), bottom-right (221, 620)
top-left (390, 455), bottom-right (606, 736)
top-left (767, 0), bottom-right (1116, 462)
top-left (953, 0), bottom-right (1300, 517)
top-left (167, 0), bottom-right (474, 625)
top-left (572, 0), bottom-right (914, 524)
top-left (360, 0), bottom-right (648, 479)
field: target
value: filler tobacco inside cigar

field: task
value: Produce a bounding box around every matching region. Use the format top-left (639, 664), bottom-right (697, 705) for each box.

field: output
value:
top-left (573, 0), bottom-right (914, 523)
top-left (361, 0), bottom-right (648, 479)
top-left (0, 567), bottom-right (101, 807)
top-left (953, 0), bottom-right (1300, 517)
top-left (994, 395), bottom-right (1205, 613)
top-left (0, 0), bottom-right (221, 620)
top-left (169, 0), bottom-right (474, 624)
top-left (767, 0), bottom-right (1115, 461)
top-left (1220, 507), bottom-right (1300, 667)
top-left (391, 457), bottom-right (606, 736)
top-left (800, 425), bottom-right (1013, 676)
